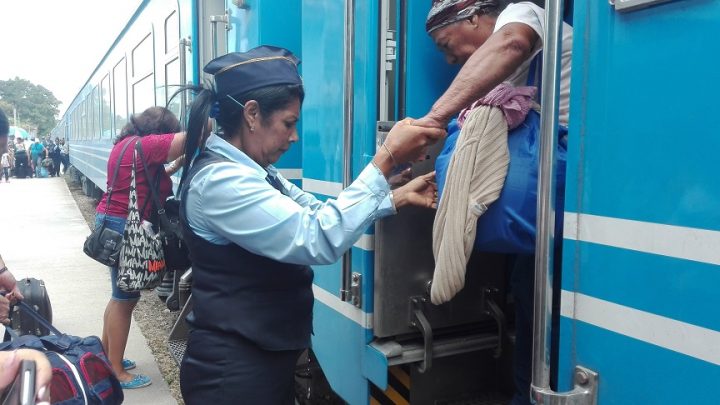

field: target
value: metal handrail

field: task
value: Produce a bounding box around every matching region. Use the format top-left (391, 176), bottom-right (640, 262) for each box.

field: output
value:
top-left (531, 1), bottom-right (598, 404)
top-left (179, 37), bottom-right (191, 122)
top-left (340, 0), bottom-right (356, 304)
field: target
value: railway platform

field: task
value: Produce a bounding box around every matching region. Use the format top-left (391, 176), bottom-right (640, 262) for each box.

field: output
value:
top-left (0, 176), bottom-right (177, 404)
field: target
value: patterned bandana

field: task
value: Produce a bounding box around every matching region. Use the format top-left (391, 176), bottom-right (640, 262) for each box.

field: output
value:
top-left (425, 0), bottom-right (500, 34)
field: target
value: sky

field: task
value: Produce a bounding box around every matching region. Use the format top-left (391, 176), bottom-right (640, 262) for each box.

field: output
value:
top-left (0, 1), bottom-right (143, 117)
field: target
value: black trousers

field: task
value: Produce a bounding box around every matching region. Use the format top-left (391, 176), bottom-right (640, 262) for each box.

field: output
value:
top-left (180, 328), bottom-right (302, 405)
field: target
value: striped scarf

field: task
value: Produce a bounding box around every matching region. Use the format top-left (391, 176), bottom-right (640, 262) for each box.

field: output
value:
top-left (425, 0), bottom-right (500, 34)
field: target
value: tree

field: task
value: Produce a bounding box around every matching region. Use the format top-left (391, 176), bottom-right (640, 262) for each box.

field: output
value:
top-left (0, 77), bottom-right (60, 136)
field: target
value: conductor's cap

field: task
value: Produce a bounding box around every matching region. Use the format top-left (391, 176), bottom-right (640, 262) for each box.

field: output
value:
top-left (204, 45), bottom-right (302, 101)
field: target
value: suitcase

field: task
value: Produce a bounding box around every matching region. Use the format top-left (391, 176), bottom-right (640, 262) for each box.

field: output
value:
top-left (10, 278), bottom-right (53, 336)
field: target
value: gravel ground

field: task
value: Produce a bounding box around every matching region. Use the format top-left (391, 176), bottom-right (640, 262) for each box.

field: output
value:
top-left (64, 173), bottom-right (184, 405)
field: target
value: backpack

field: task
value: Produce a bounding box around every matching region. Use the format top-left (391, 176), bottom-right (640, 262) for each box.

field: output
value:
top-left (1, 301), bottom-right (124, 405)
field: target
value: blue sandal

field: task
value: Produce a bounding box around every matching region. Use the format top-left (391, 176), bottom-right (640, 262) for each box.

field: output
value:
top-left (121, 359), bottom-right (136, 370)
top-left (120, 374), bottom-right (151, 389)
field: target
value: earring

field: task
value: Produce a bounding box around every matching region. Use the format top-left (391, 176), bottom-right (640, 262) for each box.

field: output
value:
top-left (250, 126), bottom-right (255, 132)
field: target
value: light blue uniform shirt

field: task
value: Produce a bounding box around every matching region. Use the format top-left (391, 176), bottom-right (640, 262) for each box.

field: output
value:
top-left (185, 134), bottom-right (396, 266)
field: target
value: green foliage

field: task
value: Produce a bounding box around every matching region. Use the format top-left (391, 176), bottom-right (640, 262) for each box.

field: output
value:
top-left (0, 77), bottom-right (60, 136)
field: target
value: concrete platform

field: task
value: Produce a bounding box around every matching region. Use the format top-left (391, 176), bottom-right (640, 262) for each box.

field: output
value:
top-left (0, 177), bottom-right (177, 404)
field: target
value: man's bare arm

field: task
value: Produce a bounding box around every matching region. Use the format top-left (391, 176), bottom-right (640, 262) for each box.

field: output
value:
top-left (419, 23), bottom-right (539, 128)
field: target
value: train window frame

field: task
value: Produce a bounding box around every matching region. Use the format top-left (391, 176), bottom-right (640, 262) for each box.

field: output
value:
top-left (130, 31), bottom-right (156, 114)
top-left (92, 86), bottom-right (100, 140)
top-left (113, 58), bottom-right (129, 137)
top-left (164, 10), bottom-right (179, 54)
top-left (132, 33), bottom-right (154, 78)
top-left (101, 74), bottom-right (112, 139)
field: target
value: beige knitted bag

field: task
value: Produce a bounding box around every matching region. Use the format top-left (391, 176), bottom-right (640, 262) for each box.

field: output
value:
top-left (431, 106), bottom-right (509, 305)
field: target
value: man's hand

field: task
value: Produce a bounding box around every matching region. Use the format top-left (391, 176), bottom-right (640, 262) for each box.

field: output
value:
top-left (393, 171), bottom-right (438, 210)
top-left (414, 114), bottom-right (448, 130)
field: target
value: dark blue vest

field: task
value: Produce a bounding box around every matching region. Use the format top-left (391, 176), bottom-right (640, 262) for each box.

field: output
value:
top-left (180, 151), bottom-right (314, 350)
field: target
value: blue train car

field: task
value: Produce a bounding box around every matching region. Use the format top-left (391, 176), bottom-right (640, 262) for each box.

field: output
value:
top-left (58, 0), bottom-right (720, 404)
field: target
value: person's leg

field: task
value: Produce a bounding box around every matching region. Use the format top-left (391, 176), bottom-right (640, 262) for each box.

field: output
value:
top-left (510, 254), bottom-right (535, 405)
top-left (181, 329), bottom-right (302, 405)
top-left (95, 214), bottom-right (144, 385)
top-left (103, 296), bottom-right (139, 381)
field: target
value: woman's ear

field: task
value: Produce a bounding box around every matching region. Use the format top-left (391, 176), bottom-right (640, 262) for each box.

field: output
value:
top-left (243, 100), bottom-right (260, 132)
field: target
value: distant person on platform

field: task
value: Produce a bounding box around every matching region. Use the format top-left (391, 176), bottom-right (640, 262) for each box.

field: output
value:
top-left (29, 138), bottom-right (46, 178)
top-left (60, 138), bottom-right (70, 174)
top-left (49, 138), bottom-right (62, 177)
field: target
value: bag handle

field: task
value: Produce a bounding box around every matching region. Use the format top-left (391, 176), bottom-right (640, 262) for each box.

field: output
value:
top-left (99, 136), bottom-right (138, 219)
top-left (9, 301), bottom-right (63, 337)
top-left (134, 141), bottom-right (172, 231)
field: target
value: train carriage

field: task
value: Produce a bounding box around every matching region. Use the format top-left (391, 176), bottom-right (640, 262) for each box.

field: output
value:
top-left (55, 0), bottom-right (720, 404)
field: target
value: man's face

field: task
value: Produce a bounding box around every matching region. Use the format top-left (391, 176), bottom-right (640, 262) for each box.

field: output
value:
top-left (430, 16), bottom-right (491, 65)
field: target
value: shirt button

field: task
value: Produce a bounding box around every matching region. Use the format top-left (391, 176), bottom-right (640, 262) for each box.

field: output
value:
top-left (379, 191), bottom-right (386, 198)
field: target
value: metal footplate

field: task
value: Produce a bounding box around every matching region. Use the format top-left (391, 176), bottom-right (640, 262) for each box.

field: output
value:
top-left (167, 294), bottom-right (194, 366)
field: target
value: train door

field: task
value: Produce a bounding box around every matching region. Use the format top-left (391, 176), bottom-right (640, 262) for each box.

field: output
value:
top-left (532, 1), bottom-right (720, 404)
top-left (224, 0), bottom-right (303, 184)
top-left (303, 1), bottom-right (515, 404)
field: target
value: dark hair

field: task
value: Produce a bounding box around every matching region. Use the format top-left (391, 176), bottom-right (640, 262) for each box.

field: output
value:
top-left (113, 106), bottom-right (181, 145)
top-left (0, 108), bottom-right (8, 137)
top-left (175, 83), bottom-right (304, 188)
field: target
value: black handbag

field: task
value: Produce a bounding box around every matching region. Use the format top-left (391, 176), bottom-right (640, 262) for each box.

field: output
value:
top-left (138, 145), bottom-right (192, 272)
top-left (83, 138), bottom-right (136, 266)
top-left (160, 197), bottom-right (192, 270)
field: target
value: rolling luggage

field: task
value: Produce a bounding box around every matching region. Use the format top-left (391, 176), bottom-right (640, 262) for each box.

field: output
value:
top-left (10, 278), bottom-right (53, 337)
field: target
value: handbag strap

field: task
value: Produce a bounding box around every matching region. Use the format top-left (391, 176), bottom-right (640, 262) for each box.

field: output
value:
top-left (134, 141), bottom-right (172, 230)
top-left (101, 136), bottom-right (138, 218)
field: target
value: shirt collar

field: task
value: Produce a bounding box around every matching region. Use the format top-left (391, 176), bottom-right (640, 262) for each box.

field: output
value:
top-left (204, 133), bottom-right (279, 178)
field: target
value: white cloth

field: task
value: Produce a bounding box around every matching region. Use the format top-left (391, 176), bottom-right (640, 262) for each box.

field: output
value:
top-left (431, 106), bottom-right (509, 304)
top-left (494, 2), bottom-right (573, 126)
top-left (1, 153), bottom-right (9, 167)
top-left (184, 134), bottom-right (396, 266)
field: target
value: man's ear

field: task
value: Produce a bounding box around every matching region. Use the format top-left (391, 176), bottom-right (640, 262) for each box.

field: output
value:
top-left (468, 14), bottom-right (480, 29)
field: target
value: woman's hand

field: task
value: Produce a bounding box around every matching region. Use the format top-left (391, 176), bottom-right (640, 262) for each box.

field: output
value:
top-left (373, 119), bottom-right (446, 175)
top-left (392, 171), bottom-right (438, 210)
top-left (0, 349), bottom-right (52, 404)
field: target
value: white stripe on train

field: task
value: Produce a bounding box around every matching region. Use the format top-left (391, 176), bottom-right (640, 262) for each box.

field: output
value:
top-left (564, 212), bottom-right (720, 265)
top-left (561, 290), bottom-right (720, 366)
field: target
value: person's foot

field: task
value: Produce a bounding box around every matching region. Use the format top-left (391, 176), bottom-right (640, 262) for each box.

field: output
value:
top-left (121, 358), bottom-right (136, 370)
top-left (118, 373), bottom-right (151, 389)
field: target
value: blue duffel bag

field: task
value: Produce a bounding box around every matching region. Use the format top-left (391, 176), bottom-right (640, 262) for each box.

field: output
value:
top-left (435, 109), bottom-right (567, 254)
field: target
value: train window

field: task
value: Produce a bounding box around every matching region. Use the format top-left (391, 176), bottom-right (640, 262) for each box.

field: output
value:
top-left (114, 58), bottom-right (128, 136)
top-left (92, 87), bottom-right (99, 140)
top-left (165, 58), bottom-right (180, 117)
top-left (101, 75), bottom-right (112, 139)
top-left (80, 99), bottom-right (87, 140)
top-left (132, 34), bottom-right (153, 77)
top-left (165, 10), bottom-right (179, 54)
top-left (133, 74), bottom-right (155, 114)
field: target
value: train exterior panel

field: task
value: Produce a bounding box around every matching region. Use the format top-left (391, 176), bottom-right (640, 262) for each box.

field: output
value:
top-left (557, 1), bottom-right (720, 404)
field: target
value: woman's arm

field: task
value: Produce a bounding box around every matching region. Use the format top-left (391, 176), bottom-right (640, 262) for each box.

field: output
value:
top-left (166, 132), bottom-right (186, 163)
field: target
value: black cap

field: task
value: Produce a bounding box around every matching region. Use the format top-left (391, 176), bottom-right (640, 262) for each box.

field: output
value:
top-left (204, 45), bottom-right (302, 100)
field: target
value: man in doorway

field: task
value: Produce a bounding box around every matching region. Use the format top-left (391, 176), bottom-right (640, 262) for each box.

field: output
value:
top-left (418, 2), bottom-right (573, 404)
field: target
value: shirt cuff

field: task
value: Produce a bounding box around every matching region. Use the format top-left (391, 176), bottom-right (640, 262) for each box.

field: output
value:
top-left (359, 163), bottom-right (396, 217)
